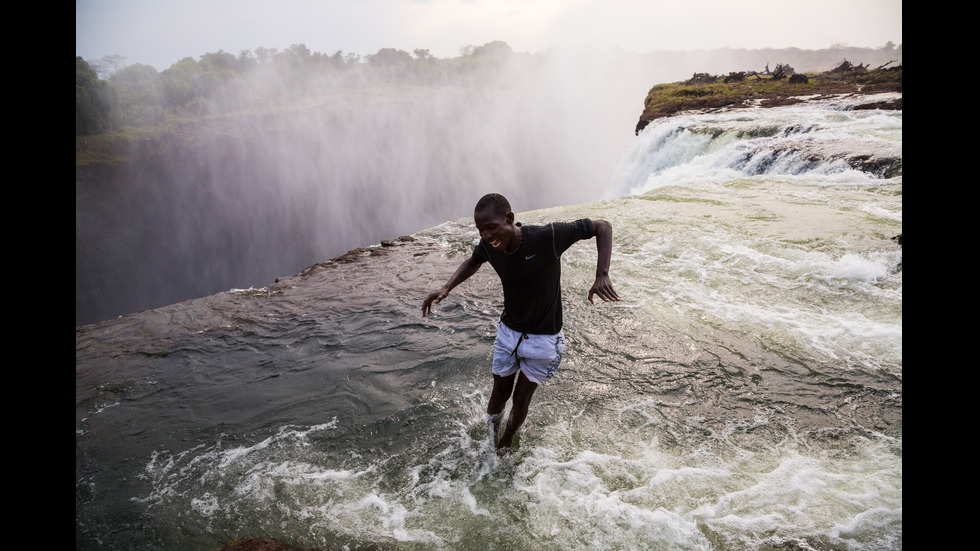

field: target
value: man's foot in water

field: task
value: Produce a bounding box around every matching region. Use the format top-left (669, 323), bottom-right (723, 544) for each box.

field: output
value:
top-left (496, 430), bottom-right (515, 457)
top-left (496, 427), bottom-right (518, 457)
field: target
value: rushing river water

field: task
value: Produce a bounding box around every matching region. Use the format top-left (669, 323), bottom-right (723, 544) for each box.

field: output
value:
top-left (76, 94), bottom-right (901, 550)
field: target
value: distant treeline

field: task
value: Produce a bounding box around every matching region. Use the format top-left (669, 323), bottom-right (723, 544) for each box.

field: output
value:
top-left (76, 40), bottom-right (902, 136)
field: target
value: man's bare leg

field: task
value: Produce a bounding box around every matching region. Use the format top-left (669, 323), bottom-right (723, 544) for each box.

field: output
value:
top-left (497, 371), bottom-right (538, 454)
top-left (487, 373), bottom-right (516, 446)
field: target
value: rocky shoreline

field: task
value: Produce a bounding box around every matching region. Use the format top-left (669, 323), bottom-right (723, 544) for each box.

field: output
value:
top-left (635, 62), bottom-right (902, 134)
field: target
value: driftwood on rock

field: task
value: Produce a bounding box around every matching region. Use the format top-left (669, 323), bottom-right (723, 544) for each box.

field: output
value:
top-left (830, 59), bottom-right (869, 74)
top-left (765, 63), bottom-right (796, 80)
top-left (686, 72), bottom-right (719, 84)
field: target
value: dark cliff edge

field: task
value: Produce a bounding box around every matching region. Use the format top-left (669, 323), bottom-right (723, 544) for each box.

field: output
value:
top-left (634, 61), bottom-right (902, 135)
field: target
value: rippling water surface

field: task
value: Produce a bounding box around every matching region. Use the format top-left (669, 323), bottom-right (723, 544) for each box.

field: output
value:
top-left (76, 97), bottom-right (901, 550)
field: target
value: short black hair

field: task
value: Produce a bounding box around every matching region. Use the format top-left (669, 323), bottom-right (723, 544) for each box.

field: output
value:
top-left (474, 193), bottom-right (511, 216)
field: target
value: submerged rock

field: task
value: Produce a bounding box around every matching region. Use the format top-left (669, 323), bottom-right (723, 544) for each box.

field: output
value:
top-left (217, 537), bottom-right (387, 551)
top-left (218, 538), bottom-right (321, 551)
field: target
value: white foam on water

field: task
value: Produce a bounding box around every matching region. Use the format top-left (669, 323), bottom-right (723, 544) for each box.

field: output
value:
top-left (129, 371), bottom-right (900, 550)
top-left (618, 221), bottom-right (901, 371)
top-left (343, 494), bottom-right (444, 545)
top-left (486, 399), bottom-right (903, 550)
top-left (860, 202), bottom-right (902, 222)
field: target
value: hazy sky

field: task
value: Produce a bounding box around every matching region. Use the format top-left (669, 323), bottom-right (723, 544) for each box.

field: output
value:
top-left (77, 0), bottom-right (902, 71)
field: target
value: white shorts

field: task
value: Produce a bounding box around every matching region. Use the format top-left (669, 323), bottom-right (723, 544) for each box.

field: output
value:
top-left (491, 323), bottom-right (565, 385)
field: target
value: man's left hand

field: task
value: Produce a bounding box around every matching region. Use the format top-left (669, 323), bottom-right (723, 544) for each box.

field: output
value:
top-left (588, 275), bottom-right (620, 304)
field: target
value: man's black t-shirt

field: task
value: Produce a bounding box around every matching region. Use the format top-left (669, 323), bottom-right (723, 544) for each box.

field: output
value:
top-left (471, 218), bottom-right (595, 335)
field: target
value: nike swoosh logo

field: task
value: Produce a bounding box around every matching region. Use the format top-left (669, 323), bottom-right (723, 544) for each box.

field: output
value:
top-left (525, 254), bottom-right (536, 260)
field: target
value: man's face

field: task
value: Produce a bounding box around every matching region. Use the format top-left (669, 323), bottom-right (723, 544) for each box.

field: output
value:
top-left (474, 207), bottom-right (516, 251)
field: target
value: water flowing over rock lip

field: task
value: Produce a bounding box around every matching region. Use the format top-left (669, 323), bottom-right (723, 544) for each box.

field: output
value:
top-left (765, 91), bottom-right (901, 110)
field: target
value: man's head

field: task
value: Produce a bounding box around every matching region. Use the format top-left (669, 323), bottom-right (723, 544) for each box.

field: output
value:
top-left (474, 193), bottom-right (511, 217)
top-left (474, 193), bottom-right (520, 253)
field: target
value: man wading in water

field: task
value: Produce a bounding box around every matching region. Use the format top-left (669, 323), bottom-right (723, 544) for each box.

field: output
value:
top-left (421, 193), bottom-right (620, 455)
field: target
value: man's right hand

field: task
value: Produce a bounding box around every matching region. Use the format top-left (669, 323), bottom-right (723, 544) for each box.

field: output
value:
top-left (421, 258), bottom-right (481, 317)
top-left (422, 288), bottom-right (448, 317)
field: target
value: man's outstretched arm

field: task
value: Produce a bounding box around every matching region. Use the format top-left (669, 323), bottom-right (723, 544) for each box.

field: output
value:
top-left (588, 219), bottom-right (620, 304)
top-left (422, 257), bottom-right (482, 316)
